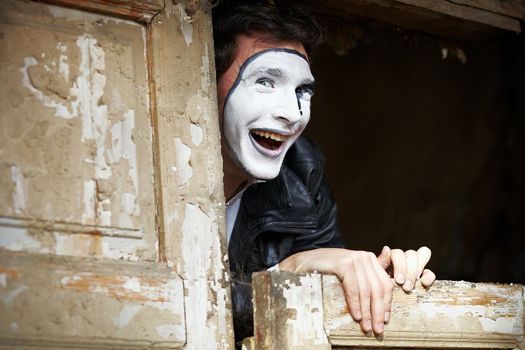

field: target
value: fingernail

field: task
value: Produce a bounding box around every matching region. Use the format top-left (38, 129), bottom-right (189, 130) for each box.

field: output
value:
top-left (375, 322), bottom-right (384, 333)
top-left (355, 310), bottom-right (362, 320)
top-left (385, 311), bottom-right (390, 323)
top-left (404, 281), bottom-right (413, 291)
top-left (365, 320), bottom-right (372, 332)
top-left (396, 273), bottom-right (404, 283)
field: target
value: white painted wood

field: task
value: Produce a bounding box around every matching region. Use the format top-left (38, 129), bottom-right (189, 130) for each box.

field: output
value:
top-left (250, 272), bottom-right (524, 349)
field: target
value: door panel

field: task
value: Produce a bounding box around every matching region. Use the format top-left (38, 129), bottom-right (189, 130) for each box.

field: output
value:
top-left (0, 252), bottom-right (186, 348)
top-left (0, 0), bottom-right (156, 261)
top-left (0, 0), bottom-right (234, 348)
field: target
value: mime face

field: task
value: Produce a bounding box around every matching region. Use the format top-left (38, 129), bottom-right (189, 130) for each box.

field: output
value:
top-left (221, 48), bottom-right (315, 180)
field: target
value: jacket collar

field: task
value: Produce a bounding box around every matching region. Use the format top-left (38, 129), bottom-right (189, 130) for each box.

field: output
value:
top-left (243, 165), bottom-right (319, 228)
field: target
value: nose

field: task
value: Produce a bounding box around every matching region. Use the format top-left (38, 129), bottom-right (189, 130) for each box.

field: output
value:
top-left (272, 88), bottom-right (304, 125)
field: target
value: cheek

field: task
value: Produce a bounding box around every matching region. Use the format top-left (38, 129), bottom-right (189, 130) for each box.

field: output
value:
top-left (226, 90), bottom-right (262, 124)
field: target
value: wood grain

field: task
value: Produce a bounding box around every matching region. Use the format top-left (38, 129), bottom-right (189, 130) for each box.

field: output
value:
top-left (250, 272), bottom-right (524, 349)
top-left (34, 0), bottom-right (163, 22)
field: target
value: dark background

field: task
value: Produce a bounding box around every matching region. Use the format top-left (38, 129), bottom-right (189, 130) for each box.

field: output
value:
top-left (304, 19), bottom-right (525, 284)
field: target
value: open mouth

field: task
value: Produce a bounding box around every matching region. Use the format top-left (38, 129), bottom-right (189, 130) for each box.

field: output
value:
top-left (251, 130), bottom-right (288, 151)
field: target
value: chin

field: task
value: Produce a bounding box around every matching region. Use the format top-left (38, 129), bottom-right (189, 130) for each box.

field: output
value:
top-left (243, 160), bottom-right (283, 181)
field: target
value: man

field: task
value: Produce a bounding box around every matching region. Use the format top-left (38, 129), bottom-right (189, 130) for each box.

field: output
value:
top-left (213, 0), bottom-right (436, 343)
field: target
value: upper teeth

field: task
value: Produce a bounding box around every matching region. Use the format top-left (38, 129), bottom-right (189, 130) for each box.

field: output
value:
top-left (253, 130), bottom-right (287, 142)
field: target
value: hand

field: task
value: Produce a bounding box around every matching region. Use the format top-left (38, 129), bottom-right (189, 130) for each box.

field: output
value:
top-left (378, 246), bottom-right (436, 292)
top-left (279, 248), bottom-right (393, 336)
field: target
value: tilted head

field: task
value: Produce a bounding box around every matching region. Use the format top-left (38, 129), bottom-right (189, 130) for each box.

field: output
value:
top-left (213, 0), bottom-right (323, 182)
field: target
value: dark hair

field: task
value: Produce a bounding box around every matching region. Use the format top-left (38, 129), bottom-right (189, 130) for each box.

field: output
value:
top-left (212, 0), bottom-right (324, 78)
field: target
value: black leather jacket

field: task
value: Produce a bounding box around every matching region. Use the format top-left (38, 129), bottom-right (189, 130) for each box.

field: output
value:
top-left (228, 136), bottom-right (345, 344)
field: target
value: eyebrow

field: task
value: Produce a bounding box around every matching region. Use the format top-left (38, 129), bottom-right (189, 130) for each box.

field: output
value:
top-left (244, 67), bottom-right (284, 80)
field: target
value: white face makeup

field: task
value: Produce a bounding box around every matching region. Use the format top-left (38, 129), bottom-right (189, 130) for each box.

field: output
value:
top-left (223, 49), bottom-right (315, 180)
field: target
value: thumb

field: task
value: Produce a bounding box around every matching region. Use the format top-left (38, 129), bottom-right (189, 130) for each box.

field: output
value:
top-left (377, 245), bottom-right (391, 269)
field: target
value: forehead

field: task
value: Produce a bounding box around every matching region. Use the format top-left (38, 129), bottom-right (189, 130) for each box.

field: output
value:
top-left (239, 49), bottom-right (314, 81)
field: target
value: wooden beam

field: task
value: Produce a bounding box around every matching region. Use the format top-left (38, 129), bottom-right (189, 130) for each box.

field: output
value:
top-left (0, 252), bottom-right (186, 348)
top-left (33, 0), bottom-right (163, 23)
top-left (252, 272), bottom-right (330, 349)
top-left (451, 0), bottom-right (525, 20)
top-left (251, 272), bottom-right (524, 349)
top-left (324, 275), bottom-right (524, 348)
top-left (396, 0), bottom-right (521, 31)
top-left (294, 0), bottom-right (523, 41)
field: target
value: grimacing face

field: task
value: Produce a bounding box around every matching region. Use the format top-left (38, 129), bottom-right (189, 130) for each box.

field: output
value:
top-left (222, 49), bottom-right (315, 180)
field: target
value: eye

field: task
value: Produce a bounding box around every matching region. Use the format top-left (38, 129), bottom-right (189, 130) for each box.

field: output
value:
top-left (256, 77), bottom-right (275, 88)
top-left (296, 84), bottom-right (315, 98)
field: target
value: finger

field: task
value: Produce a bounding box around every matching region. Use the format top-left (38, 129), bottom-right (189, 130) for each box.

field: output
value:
top-left (377, 245), bottom-right (391, 270)
top-left (370, 252), bottom-right (393, 324)
top-left (390, 249), bottom-right (406, 285)
top-left (403, 249), bottom-right (418, 292)
top-left (353, 253), bottom-right (373, 334)
top-left (366, 253), bottom-right (385, 335)
top-left (420, 269), bottom-right (436, 287)
top-left (342, 258), bottom-right (362, 322)
top-left (416, 246), bottom-right (432, 278)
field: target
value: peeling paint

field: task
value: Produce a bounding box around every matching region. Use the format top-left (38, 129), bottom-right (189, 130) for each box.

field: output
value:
top-left (120, 192), bottom-right (138, 227)
top-left (10, 166), bottom-right (26, 214)
top-left (190, 124), bottom-right (204, 147)
top-left (57, 42), bottom-right (69, 82)
top-left (122, 277), bottom-right (141, 292)
top-left (174, 138), bottom-right (193, 186)
top-left (20, 56), bottom-right (73, 119)
top-left (282, 275), bottom-right (328, 346)
top-left (10, 322), bottom-right (18, 332)
top-left (0, 228), bottom-right (44, 252)
top-left (156, 324), bottom-right (179, 339)
top-left (201, 43), bottom-right (211, 91)
top-left (0, 274), bottom-right (7, 287)
top-left (181, 204), bottom-right (212, 279)
top-left (48, 4), bottom-right (132, 24)
top-left (1, 285), bottom-right (28, 307)
top-left (113, 304), bottom-right (141, 329)
top-left (76, 35), bottom-right (112, 181)
top-left (109, 109), bottom-right (138, 192)
top-left (178, 5), bottom-right (193, 46)
top-left (101, 236), bottom-right (149, 261)
top-left (82, 180), bottom-right (96, 224)
top-left (479, 316), bottom-right (515, 333)
top-left (420, 303), bottom-right (489, 318)
top-left (184, 279), bottom-right (217, 349)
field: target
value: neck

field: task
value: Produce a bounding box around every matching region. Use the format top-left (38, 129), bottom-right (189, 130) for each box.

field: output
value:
top-left (222, 145), bottom-right (251, 202)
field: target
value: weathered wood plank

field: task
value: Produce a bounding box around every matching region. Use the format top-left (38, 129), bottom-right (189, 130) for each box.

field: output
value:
top-left (396, 0), bottom-right (521, 32)
top-left (452, 0), bottom-right (525, 20)
top-left (251, 272), bottom-right (524, 349)
top-left (323, 275), bottom-right (524, 349)
top-left (0, 252), bottom-right (186, 349)
top-left (33, 0), bottom-right (163, 23)
top-left (148, 0), bottom-right (235, 348)
top-left (294, 0), bottom-right (522, 40)
top-left (252, 271), bottom-right (330, 349)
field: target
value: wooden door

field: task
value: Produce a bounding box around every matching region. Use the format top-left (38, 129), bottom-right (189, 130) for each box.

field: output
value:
top-left (0, 0), bottom-right (233, 348)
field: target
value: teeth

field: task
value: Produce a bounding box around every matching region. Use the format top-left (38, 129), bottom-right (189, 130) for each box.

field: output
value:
top-left (253, 130), bottom-right (287, 142)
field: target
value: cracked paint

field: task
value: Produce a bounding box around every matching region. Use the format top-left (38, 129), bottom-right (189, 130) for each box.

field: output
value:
top-left (282, 275), bottom-right (328, 346)
top-left (1, 285), bottom-right (28, 308)
top-left (175, 138), bottom-right (193, 186)
top-left (178, 5), bottom-right (193, 46)
top-left (190, 123), bottom-right (204, 146)
top-left (113, 304), bottom-right (141, 329)
top-left (10, 166), bottom-right (26, 214)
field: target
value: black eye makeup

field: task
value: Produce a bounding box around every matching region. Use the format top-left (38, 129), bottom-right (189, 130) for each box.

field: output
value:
top-left (295, 83), bottom-right (315, 97)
